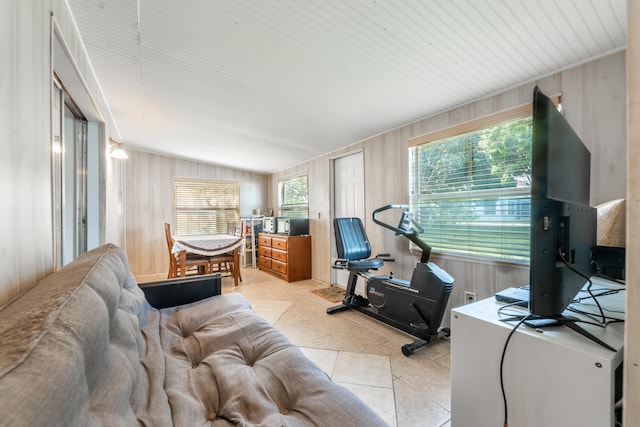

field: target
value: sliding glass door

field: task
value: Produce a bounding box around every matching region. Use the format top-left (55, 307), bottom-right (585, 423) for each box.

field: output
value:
top-left (52, 77), bottom-right (88, 267)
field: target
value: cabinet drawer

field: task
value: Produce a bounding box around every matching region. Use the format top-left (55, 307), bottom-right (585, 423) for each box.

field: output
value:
top-left (271, 237), bottom-right (288, 250)
top-left (272, 259), bottom-right (287, 275)
top-left (271, 249), bottom-right (287, 262)
top-left (258, 235), bottom-right (272, 247)
top-left (258, 257), bottom-right (272, 269)
top-left (258, 246), bottom-right (272, 258)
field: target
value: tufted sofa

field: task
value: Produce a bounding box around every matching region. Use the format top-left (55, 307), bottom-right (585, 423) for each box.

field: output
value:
top-left (0, 244), bottom-right (387, 426)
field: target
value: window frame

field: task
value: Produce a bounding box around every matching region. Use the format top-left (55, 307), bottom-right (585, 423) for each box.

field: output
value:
top-left (278, 173), bottom-right (309, 218)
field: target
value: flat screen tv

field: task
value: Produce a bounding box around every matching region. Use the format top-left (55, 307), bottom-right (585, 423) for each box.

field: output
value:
top-left (528, 86), bottom-right (597, 318)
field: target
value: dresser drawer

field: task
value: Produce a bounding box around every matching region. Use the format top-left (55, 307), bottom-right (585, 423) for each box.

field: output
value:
top-left (258, 246), bottom-right (272, 258)
top-left (258, 257), bottom-right (271, 269)
top-left (271, 237), bottom-right (288, 250)
top-left (271, 249), bottom-right (287, 262)
top-left (258, 235), bottom-right (272, 248)
top-left (271, 259), bottom-right (287, 275)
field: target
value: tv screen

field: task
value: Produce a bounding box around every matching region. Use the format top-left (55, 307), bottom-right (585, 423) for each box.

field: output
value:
top-left (528, 87), bottom-right (596, 317)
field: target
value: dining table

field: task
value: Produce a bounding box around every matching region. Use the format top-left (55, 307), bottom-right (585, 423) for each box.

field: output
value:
top-left (172, 234), bottom-right (244, 286)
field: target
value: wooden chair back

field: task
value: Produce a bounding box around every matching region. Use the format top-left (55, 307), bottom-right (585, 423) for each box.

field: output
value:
top-left (165, 223), bottom-right (210, 278)
top-left (165, 223), bottom-right (178, 278)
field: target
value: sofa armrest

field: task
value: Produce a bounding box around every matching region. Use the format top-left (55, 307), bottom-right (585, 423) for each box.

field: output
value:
top-left (138, 273), bottom-right (222, 309)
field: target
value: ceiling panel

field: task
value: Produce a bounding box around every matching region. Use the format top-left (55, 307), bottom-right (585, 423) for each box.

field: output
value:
top-left (67, 0), bottom-right (627, 173)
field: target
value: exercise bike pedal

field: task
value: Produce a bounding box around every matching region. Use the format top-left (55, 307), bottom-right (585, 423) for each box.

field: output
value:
top-left (347, 294), bottom-right (369, 307)
top-left (327, 295), bottom-right (369, 314)
top-left (409, 322), bottom-right (429, 331)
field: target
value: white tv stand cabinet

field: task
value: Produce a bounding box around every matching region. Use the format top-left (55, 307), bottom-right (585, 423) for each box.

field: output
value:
top-left (451, 277), bottom-right (624, 427)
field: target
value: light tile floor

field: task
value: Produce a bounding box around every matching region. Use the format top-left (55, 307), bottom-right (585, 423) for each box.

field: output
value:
top-left (222, 267), bottom-right (452, 427)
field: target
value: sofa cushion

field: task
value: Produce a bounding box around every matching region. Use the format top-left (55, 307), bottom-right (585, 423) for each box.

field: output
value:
top-left (160, 293), bottom-right (386, 426)
top-left (0, 244), bottom-right (171, 426)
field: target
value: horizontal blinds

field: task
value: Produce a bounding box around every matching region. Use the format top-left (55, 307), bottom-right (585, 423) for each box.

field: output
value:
top-left (411, 188), bottom-right (531, 261)
top-left (409, 114), bottom-right (533, 262)
top-left (174, 178), bottom-right (239, 235)
top-left (279, 175), bottom-right (309, 218)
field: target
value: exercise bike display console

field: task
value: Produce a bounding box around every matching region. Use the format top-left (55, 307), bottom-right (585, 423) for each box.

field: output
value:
top-left (327, 205), bottom-right (455, 356)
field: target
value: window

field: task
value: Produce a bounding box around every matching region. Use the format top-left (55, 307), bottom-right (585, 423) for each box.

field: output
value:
top-left (409, 106), bottom-right (534, 262)
top-left (278, 174), bottom-right (309, 218)
top-left (174, 178), bottom-right (239, 235)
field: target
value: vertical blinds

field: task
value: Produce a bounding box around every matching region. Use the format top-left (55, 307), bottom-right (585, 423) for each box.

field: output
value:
top-left (409, 114), bottom-right (533, 262)
top-left (174, 178), bottom-right (240, 235)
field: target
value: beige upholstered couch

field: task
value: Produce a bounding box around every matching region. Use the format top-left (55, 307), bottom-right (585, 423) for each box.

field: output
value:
top-left (0, 244), bottom-right (386, 426)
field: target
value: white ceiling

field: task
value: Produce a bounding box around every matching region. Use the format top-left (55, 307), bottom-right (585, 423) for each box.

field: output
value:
top-left (67, 0), bottom-right (626, 174)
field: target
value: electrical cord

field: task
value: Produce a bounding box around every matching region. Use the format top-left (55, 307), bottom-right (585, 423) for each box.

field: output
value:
top-left (497, 301), bottom-right (528, 320)
top-left (574, 287), bottom-right (624, 305)
top-left (558, 248), bottom-right (607, 325)
top-left (577, 288), bottom-right (624, 298)
top-left (566, 304), bottom-right (624, 324)
top-left (570, 282), bottom-right (625, 323)
top-left (594, 273), bottom-right (625, 285)
top-left (499, 314), bottom-right (531, 427)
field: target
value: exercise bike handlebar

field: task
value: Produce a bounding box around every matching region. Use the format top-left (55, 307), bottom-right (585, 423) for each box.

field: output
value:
top-left (372, 204), bottom-right (409, 232)
top-left (372, 204), bottom-right (432, 263)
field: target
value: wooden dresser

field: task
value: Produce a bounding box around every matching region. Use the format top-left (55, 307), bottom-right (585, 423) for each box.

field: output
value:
top-left (257, 233), bottom-right (311, 282)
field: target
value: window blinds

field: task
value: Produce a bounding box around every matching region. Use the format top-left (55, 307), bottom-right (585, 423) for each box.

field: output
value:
top-left (279, 175), bottom-right (309, 218)
top-left (174, 178), bottom-right (240, 235)
top-left (409, 115), bottom-right (533, 262)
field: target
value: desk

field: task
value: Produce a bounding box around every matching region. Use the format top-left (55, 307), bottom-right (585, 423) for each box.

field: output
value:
top-left (451, 277), bottom-right (625, 427)
top-left (173, 234), bottom-right (243, 286)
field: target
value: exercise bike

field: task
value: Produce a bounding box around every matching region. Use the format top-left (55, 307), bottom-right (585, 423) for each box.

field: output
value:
top-left (327, 204), bottom-right (455, 356)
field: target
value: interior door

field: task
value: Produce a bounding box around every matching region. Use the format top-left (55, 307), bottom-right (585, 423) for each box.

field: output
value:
top-left (331, 151), bottom-right (365, 290)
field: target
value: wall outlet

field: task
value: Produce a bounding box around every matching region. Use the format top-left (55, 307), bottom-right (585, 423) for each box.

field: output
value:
top-left (464, 291), bottom-right (477, 305)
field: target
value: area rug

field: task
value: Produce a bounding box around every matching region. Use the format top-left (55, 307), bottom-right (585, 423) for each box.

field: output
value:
top-left (311, 285), bottom-right (345, 303)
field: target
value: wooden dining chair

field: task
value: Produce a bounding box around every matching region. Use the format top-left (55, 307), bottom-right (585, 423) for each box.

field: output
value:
top-left (208, 253), bottom-right (235, 278)
top-left (199, 221), bottom-right (240, 286)
top-left (164, 223), bottom-right (210, 278)
top-left (207, 246), bottom-right (240, 286)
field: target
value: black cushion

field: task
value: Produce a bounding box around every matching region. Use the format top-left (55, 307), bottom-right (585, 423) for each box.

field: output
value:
top-left (346, 259), bottom-right (383, 271)
top-left (334, 218), bottom-right (371, 261)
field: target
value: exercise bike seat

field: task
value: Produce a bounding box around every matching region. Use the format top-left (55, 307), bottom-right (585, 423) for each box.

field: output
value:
top-left (334, 218), bottom-right (384, 271)
top-left (342, 258), bottom-right (383, 271)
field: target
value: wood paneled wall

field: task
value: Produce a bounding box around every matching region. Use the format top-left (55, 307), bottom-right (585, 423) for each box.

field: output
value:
top-left (0, 1), bottom-right (51, 305)
top-left (124, 150), bottom-right (268, 281)
top-left (625, 1), bottom-right (639, 423)
top-left (0, 0), bottom-right (123, 306)
top-left (270, 51), bottom-right (626, 316)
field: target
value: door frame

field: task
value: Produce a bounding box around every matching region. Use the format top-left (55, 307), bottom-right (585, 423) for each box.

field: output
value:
top-left (329, 149), bottom-right (365, 286)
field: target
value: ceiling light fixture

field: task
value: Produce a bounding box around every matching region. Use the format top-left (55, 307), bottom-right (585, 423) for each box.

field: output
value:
top-left (109, 138), bottom-right (129, 159)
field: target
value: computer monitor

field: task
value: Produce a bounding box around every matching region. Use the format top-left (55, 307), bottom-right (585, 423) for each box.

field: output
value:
top-left (528, 86), bottom-right (596, 318)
